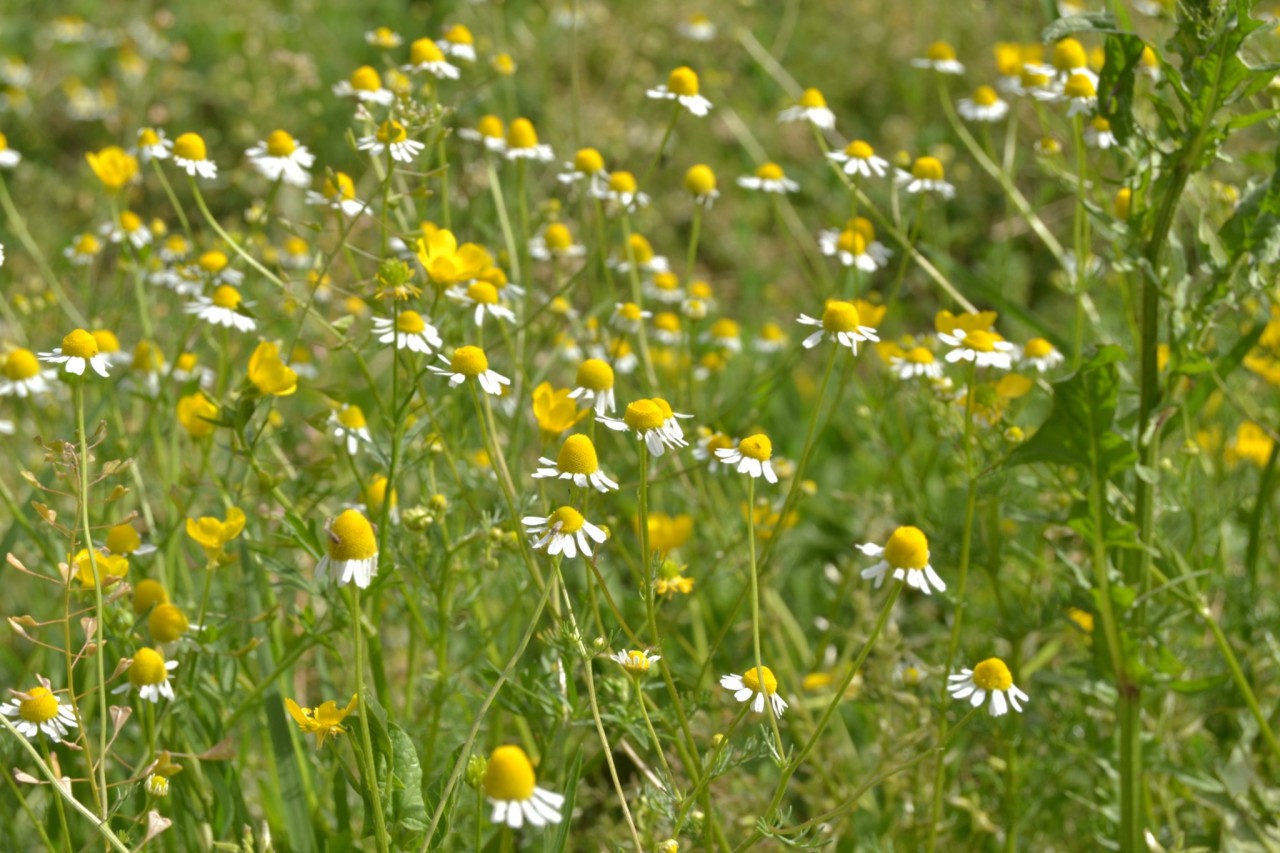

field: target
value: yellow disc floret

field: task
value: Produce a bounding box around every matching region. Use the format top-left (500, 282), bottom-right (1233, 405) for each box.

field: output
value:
top-left (547, 506), bottom-right (586, 534)
top-left (4, 348), bottom-right (39, 380)
top-left (557, 434), bottom-right (599, 474)
top-left (350, 65), bottom-right (382, 92)
top-left (148, 603), bottom-right (189, 644)
top-left (845, 140), bottom-right (875, 159)
top-left (61, 329), bottom-right (99, 359)
top-left (972, 85), bottom-right (999, 106)
top-left (376, 120), bottom-right (407, 144)
top-left (483, 745), bottom-right (536, 801)
top-left (544, 223), bottom-right (573, 252)
top-left (410, 38), bottom-right (445, 65)
top-left (466, 281), bottom-right (499, 304)
top-left (327, 509), bottom-right (377, 561)
top-left (19, 687), bottom-right (59, 723)
top-left (961, 329), bottom-right (999, 352)
top-left (451, 345), bottom-right (489, 376)
top-left (884, 526), bottom-right (929, 570)
top-left (738, 434), bottom-right (773, 462)
top-left (576, 358), bottom-right (614, 391)
top-left (741, 665), bottom-right (778, 695)
top-left (926, 41), bottom-right (957, 62)
top-left (265, 130), bottom-right (297, 157)
top-left (609, 171), bottom-right (638, 194)
top-left (133, 579), bottom-right (169, 615)
top-left (755, 162), bottom-right (784, 181)
top-left (1052, 38), bottom-right (1088, 71)
top-left (821, 300), bottom-right (862, 334)
top-left (684, 163), bottom-right (716, 195)
top-left (572, 147), bottom-right (604, 173)
top-left (972, 658), bottom-right (1014, 692)
top-left (337, 404), bottom-right (367, 429)
top-left (911, 156), bottom-right (945, 181)
top-left (624, 400), bottom-right (665, 431)
top-left (1064, 73), bottom-right (1096, 99)
top-left (667, 66), bottom-right (700, 96)
top-left (506, 117), bottom-right (539, 150)
top-left (173, 133), bottom-right (207, 161)
top-left (106, 523), bottom-right (141, 555)
top-left (396, 310), bottom-right (426, 333)
top-left (1024, 338), bottom-right (1054, 358)
top-left (211, 285), bottom-right (242, 309)
top-left (798, 87), bottom-right (827, 108)
top-left (129, 648), bottom-right (169, 687)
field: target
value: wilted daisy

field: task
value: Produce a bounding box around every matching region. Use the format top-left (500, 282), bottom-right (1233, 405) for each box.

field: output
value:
top-left (1, 677), bottom-right (78, 742)
top-left (184, 286), bottom-right (255, 333)
top-left (568, 358), bottom-right (616, 415)
top-left (172, 132), bottom-right (217, 179)
top-left (826, 139), bottom-right (890, 178)
top-left (429, 345), bottom-right (510, 396)
top-left (40, 329), bottom-right (111, 378)
top-left (557, 147), bottom-right (608, 192)
top-left (947, 657), bottom-right (1029, 716)
top-left (1062, 73), bottom-right (1097, 116)
top-left (104, 210), bottom-right (151, 249)
top-left (1020, 338), bottom-right (1064, 372)
top-left (63, 232), bottom-right (103, 266)
top-left (457, 114), bottom-right (507, 153)
top-left (365, 26), bottom-right (401, 48)
top-left (403, 37), bottom-right (459, 78)
top-left (314, 509), bottom-right (379, 589)
top-left (778, 87), bottom-right (835, 129)
top-left (599, 399), bottom-right (688, 456)
top-left (715, 434), bottom-right (777, 483)
top-left (858, 525), bottom-right (946, 594)
top-left (957, 85), bottom-right (1009, 122)
top-left (612, 302), bottom-right (652, 334)
top-left (332, 65), bottom-right (395, 105)
top-left (533, 434), bottom-right (619, 492)
top-left (798, 300), bottom-right (880, 353)
top-left (1083, 116), bottom-right (1116, 149)
top-left (134, 127), bottom-right (171, 162)
top-left (523, 506), bottom-right (608, 559)
top-left (611, 649), bottom-right (661, 674)
top-left (307, 172), bottom-right (367, 217)
top-left (911, 40), bottom-right (965, 74)
top-left (646, 66), bottom-right (713, 116)
top-left (483, 745), bottom-right (564, 829)
top-left (0, 132), bottom-right (21, 168)
top-left (737, 162), bottom-right (799, 194)
top-left (683, 162), bottom-right (719, 208)
top-left (330, 404), bottom-right (372, 455)
top-left (601, 170), bottom-right (649, 210)
top-left (505, 118), bottom-right (554, 161)
top-left (246, 129), bottom-right (314, 187)
top-left (896, 156), bottom-right (955, 198)
top-left (890, 346), bottom-right (944, 380)
top-left (371, 310), bottom-right (442, 354)
top-left (358, 119), bottom-right (425, 163)
top-left (113, 648), bottom-right (178, 703)
top-left (720, 666), bottom-right (788, 716)
top-left (447, 280), bottom-right (517, 326)
top-left (1, 348), bottom-right (53, 397)
top-left (939, 327), bottom-right (1016, 369)
top-left (438, 23), bottom-right (477, 61)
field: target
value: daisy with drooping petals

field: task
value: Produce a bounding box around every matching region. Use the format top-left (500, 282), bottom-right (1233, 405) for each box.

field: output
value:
top-left (332, 66), bottom-right (395, 105)
top-left (184, 285), bottom-right (256, 333)
top-left (403, 37), bottom-right (459, 79)
top-left (315, 509), bottom-right (380, 589)
top-left (1, 676), bottom-right (78, 742)
top-left (957, 85), bottom-right (1009, 122)
top-left (611, 649), bottom-right (661, 674)
top-left (715, 434), bottom-right (778, 483)
top-left (1, 348), bottom-right (54, 397)
top-left (172, 132), bottom-right (217, 179)
top-left (371, 310), bottom-right (442, 354)
top-left (533, 434), bottom-right (619, 493)
top-left (523, 506), bottom-right (608, 559)
top-left (557, 147), bottom-right (608, 192)
top-left (528, 222), bottom-right (586, 261)
top-left (63, 232), bottom-right (103, 266)
top-left (483, 745), bottom-right (564, 829)
top-left (599, 399), bottom-right (688, 457)
top-left (457, 114), bottom-right (507, 153)
top-left (818, 227), bottom-right (882, 271)
top-left (504, 117), bottom-right (554, 162)
top-left (826, 139), bottom-right (890, 178)
top-left (737, 162), bottom-right (798, 194)
top-left (683, 163), bottom-right (719, 208)
top-left (365, 26), bottom-right (401, 49)
top-left (911, 40), bottom-right (965, 74)
top-left (646, 66), bottom-right (713, 116)
top-left (677, 12), bottom-right (716, 41)
top-left (947, 657), bottom-right (1029, 716)
top-left (192, 250), bottom-right (243, 286)
top-left (754, 322), bottom-right (789, 354)
top-left (720, 665), bottom-right (788, 716)
top-left (306, 172), bottom-right (367, 217)
top-left (447, 280), bottom-right (517, 326)
top-left (798, 300), bottom-right (880, 353)
top-left (1083, 116), bottom-right (1116, 149)
top-left (133, 127), bottom-right (171, 162)
top-left (1020, 338), bottom-right (1064, 372)
top-left (778, 87), bottom-right (835, 129)
top-left (568, 358), bottom-right (616, 415)
top-left (652, 397), bottom-right (694, 442)
top-left (858, 525), bottom-right (946, 594)
top-left (246, 129), bottom-right (314, 187)
top-left (611, 302), bottom-right (652, 334)
top-left (330, 404), bottom-right (372, 455)
top-left (40, 329), bottom-right (112, 378)
top-left (438, 23), bottom-right (476, 61)
top-left (896, 156), bottom-right (955, 198)
top-left (358, 120), bottom-right (425, 163)
top-left (429, 345), bottom-right (510, 396)
top-left (113, 648), bottom-right (178, 703)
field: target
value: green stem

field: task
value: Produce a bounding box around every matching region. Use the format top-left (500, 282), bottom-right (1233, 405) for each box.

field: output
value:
top-left (0, 174), bottom-right (86, 325)
top-left (349, 586), bottom-right (390, 853)
top-left (746, 475), bottom-right (785, 758)
top-left (641, 103), bottom-right (681, 187)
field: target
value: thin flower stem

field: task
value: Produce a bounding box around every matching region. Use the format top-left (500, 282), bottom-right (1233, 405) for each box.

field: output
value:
top-left (349, 586), bottom-right (390, 853)
top-left (619, 211), bottom-right (659, 390)
top-left (634, 680), bottom-right (677, 793)
top-left (673, 702), bottom-right (751, 832)
top-left (641, 102), bottom-right (681, 187)
top-left (38, 738), bottom-right (71, 850)
top-left (1071, 115), bottom-right (1090, 369)
top-left (151, 159), bottom-right (192, 241)
top-left (746, 475), bottom-right (785, 758)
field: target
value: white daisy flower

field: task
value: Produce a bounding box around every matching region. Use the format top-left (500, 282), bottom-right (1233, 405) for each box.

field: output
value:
top-left (371, 310), bottom-right (442, 354)
top-left (646, 66), bottom-right (713, 117)
top-left (557, 147), bottom-right (609, 193)
top-left (357, 120), bottom-right (425, 164)
top-left (818, 228), bottom-right (886, 271)
top-left (0, 132), bottom-right (22, 168)
top-left (611, 302), bottom-right (652, 334)
top-left (957, 85), bottom-right (1010, 122)
top-left (63, 232), bottom-right (103, 266)
top-left (184, 286), bottom-right (256, 333)
top-left (676, 13), bottom-right (717, 41)
top-left (1083, 116), bottom-right (1117, 149)
top-left (896, 156), bottom-right (955, 199)
top-left (457, 115), bottom-right (507, 153)
top-left (777, 88), bottom-right (836, 129)
top-left (246, 129), bottom-right (314, 187)
top-left (567, 358), bottom-right (616, 415)
top-left (482, 745), bottom-right (564, 829)
top-left (306, 171), bottom-right (367, 217)
top-left (103, 210), bottom-right (152, 249)
top-left (599, 399), bottom-right (688, 457)
top-left (133, 127), bottom-right (171, 162)
top-left (938, 328), bottom-right (1017, 370)
top-left (504, 118), bottom-right (554, 162)
top-left (889, 346), bottom-right (944, 380)
top-left (171, 132), bottom-right (217, 180)
top-left (911, 41), bottom-right (965, 74)
top-left (330, 404), bottom-right (372, 455)
top-left (0, 348), bottom-right (54, 397)
top-left (315, 509), bottom-right (380, 590)
top-left (1, 677), bottom-right (78, 742)
top-left (39, 329), bottom-right (112, 378)
top-left (437, 24), bottom-right (477, 62)
top-left (332, 66), bottom-right (395, 105)
top-left (857, 525), bottom-right (946, 594)
top-left (428, 346), bottom-right (510, 396)
top-left (720, 665), bottom-right (788, 717)
top-left (826, 139), bottom-right (891, 178)
top-left (1019, 338), bottom-right (1065, 372)
top-left (599, 171), bottom-right (649, 210)
top-left (714, 434), bottom-right (778, 483)
top-left (446, 281), bottom-right (517, 326)
top-left (737, 162), bottom-right (799, 194)
top-left (797, 300), bottom-right (880, 353)
top-left (403, 38), bottom-right (460, 79)
top-left (610, 649), bottom-right (661, 674)
top-left (533, 434), bottom-right (619, 493)
top-left (112, 648), bottom-right (178, 703)
top-left (947, 658), bottom-right (1029, 716)
top-left (522, 506), bottom-right (607, 559)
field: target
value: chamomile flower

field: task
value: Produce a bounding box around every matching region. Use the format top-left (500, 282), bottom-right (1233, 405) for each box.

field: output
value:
top-left (896, 156), bottom-right (955, 198)
top-left (798, 300), bottom-right (880, 353)
top-left (365, 26), bottom-right (401, 49)
top-left (358, 120), bottom-right (425, 163)
top-left (1, 677), bottom-right (78, 742)
top-left (307, 171), bottom-right (366, 217)
top-left (557, 147), bottom-right (608, 192)
top-left (63, 232), bottom-right (103, 266)
top-left (778, 87), bottom-right (835, 129)
top-left (522, 506), bottom-right (607, 559)
top-left (113, 648), bottom-right (178, 703)
top-left (184, 285), bottom-right (256, 333)
top-left (1062, 73), bottom-right (1097, 117)
top-left (826, 139), bottom-right (890, 178)
top-left (683, 163), bottom-right (719, 208)
top-left (818, 227), bottom-right (883, 271)
top-left (482, 745), bottom-right (564, 829)
top-left (40, 329), bottom-right (111, 378)
top-left (158, 234), bottom-right (191, 263)
top-left (890, 346), bottom-right (943, 380)
top-left (652, 397), bottom-right (694, 441)
top-left (533, 434), bottom-right (619, 492)
top-left (193, 250), bottom-right (243, 286)
top-left (858, 525), bottom-right (946, 594)
top-left (1035, 37), bottom-right (1097, 90)
top-left (647, 66), bottom-right (713, 116)
top-left (647, 272), bottom-right (685, 305)
top-left (133, 127), bottom-right (171, 161)
top-left (601, 170), bottom-right (649, 210)
top-left (715, 434), bottom-right (778, 482)
top-left (330, 404), bottom-right (372, 455)
top-left (438, 24), bottom-right (477, 61)
top-left (0, 132), bottom-right (21, 168)
top-left (613, 233), bottom-right (669, 275)
top-left (737, 162), bottom-right (799, 194)
top-left (611, 649), bottom-right (661, 674)
top-left (599, 399), bottom-right (687, 456)
top-left (1, 348), bottom-right (53, 397)
top-left (316, 509), bottom-right (379, 589)
top-left (457, 114), bottom-right (507, 153)
top-left (677, 12), bottom-right (717, 41)
top-left (612, 302), bottom-right (652, 334)
top-left (504, 117), bottom-right (554, 161)
top-left (704, 318), bottom-right (743, 352)
top-left (652, 312), bottom-right (683, 345)
top-left (403, 37), bottom-right (459, 78)
top-left (104, 210), bottom-right (151, 249)
top-left (947, 657), bottom-right (1029, 716)
top-left (939, 328), bottom-right (1016, 369)
top-left (1020, 338), bottom-right (1064, 372)
top-left (528, 222), bottom-right (586, 261)
top-left (246, 129), bottom-right (314, 187)
top-left (754, 322), bottom-right (789, 353)
top-left (172, 132), bottom-right (217, 179)
top-left (720, 666), bottom-right (788, 716)
top-left (568, 358), bottom-right (616, 415)
top-left (447, 280), bottom-right (517, 326)
top-left (1083, 116), bottom-right (1116, 149)
top-left (957, 85), bottom-right (1009, 122)
top-left (332, 65), bottom-right (395, 105)
top-left (371, 310), bottom-right (442, 354)
top-left (429, 345), bottom-right (510, 395)
top-left (911, 41), bottom-right (965, 74)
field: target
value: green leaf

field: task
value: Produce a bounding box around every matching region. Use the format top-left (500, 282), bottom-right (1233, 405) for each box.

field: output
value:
top-left (1041, 13), bottom-right (1119, 42)
top-left (1097, 32), bottom-right (1147, 145)
top-left (387, 724), bottom-right (429, 844)
top-left (1168, 674), bottom-right (1230, 694)
top-left (543, 747), bottom-right (583, 853)
top-left (1221, 144), bottom-right (1280, 259)
top-left (266, 689), bottom-right (318, 853)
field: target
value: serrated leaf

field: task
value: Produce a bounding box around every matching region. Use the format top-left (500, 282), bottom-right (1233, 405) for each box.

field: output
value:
top-left (1221, 145), bottom-right (1280, 258)
top-left (1097, 32), bottom-right (1146, 145)
top-left (1041, 13), bottom-right (1120, 42)
top-left (387, 724), bottom-right (429, 845)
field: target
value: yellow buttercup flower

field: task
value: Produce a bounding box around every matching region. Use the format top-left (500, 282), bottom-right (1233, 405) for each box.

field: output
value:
top-left (186, 507), bottom-right (247, 560)
top-left (85, 145), bottom-right (138, 189)
top-left (531, 382), bottom-right (588, 437)
top-left (176, 391), bottom-right (219, 438)
top-left (248, 341), bottom-right (299, 396)
top-left (72, 548), bottom-right (129, 588)
top-left (285, 694), bottom-right (358, 747)
top-left (416, 226), bottom-right (492, 289)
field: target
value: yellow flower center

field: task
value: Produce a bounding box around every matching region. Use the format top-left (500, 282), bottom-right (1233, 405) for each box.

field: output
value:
top-left (1024, 337), bottom-right (1053, 358)
top-left (971, 658), bottom-right (1014, 692)
top-left (741, 665), bottom-right (778, 695)
top-left (133, 579), bottom-right (169, 614)
top-left (625, 650), bottom-right (652, 671)
top-left (755, 162), bottom-right (784, 181)
top-left (106, 523), bottom-right (141, 554)
top-left (92, 330), bottom-right (121, 353)
top-left (905, 346), bottom-right (935, 364)
top-left (61, 328), bottom-right (99, 359)
top-left (618, 302), bottom-right (644, 321)
top-left (466, 281), bottom-right (499, 304)
top-left (120, 210), bottom-right (143, 232)
top-left (4, 348), bottom-right (39, 380)
top-left (557, 434), bottom-right (599, 474)
top-left (684, 163), bottom-right (716, 195)
top-left (609, 171), bottom-right (638, 194)
top-left (798, 87), bottom-right (827, 108)
top-left (1020, 68), bottom-right (1051, 89)
top-left (266, 130), bottom-right (297, 157)
top-left (994, 43), bottom-right (1022, 77)
top-left (961, 330), bottom-right (999, 352)
top-left (548, 506), bottom-right (586, 534)
top-left (821, 300), bottom-right (862, 334)
top-left (1064, 73), bottom-right (1096, 100)
top-left (211, 285), bottom-right (242, 309)
top-left (761, 322), bottom-right (785, 341)
top-left (396, 310), bottom-right (426, 333)
top-left (369, 26), bottom-right (397, 47)
top-left (845, 139), bottom-right (875, 159)
top-left (199, 250), bottom-right (228, 273)
top-left (173, 132), bottom-right (207, 161)
top-left (667, 65), bottom-right (700, 96)
top-left (926, 41), bottom-right (957, 62)
top-left (350, 65), bottom-right (382, 92)
top-left (650, 274), bottom-right (678, 294)
top-left (129, 648), bottom-right (170, 687)
top-left (506, 117), bottom-right (539, 150)
top-left (18, 687), bottom-right (59, 723)
top-left (1091, 116), bottom-right (1111, 132)
top-left (324, 172), bottom-right (356, 201)
top-left (1114, 187), bottom-right (1132, 219)
top-left (655, 312), bottom-right (680, 332)
top-left (476, 115), bottom-right (504, 139)
top-left (376, 120), bottom-right (407, 144)
top-left (911, 156), bottom-right (945, 181)
top-left (138, 128), bottom-right (161, 147)
top-left (75, 233), bottom-right (102, 254)
top-left (483, 745), bottom-right (536, 801)
top-left (366, 475), bottom-right (395, 512)
top-left (444, 24), bottom-right (474, 45)
top-left (711, 318), bottom-right (740, 339)
top-left (410, 37), bottom-right (445, 65)
top-left (327, 509), bottom-right (377, 561)
top-left (651, 398), bottom-right (676, 420)
top-left (624, 400), bottom-right (665, 431)
top-left (572, 147), bottom-right (604, 173)
top-left (0, 131), bottom-right (7, 151)
top-left (576, 358), bottom-right (614, 391)
top-left (972, 85), bottom-right (999, 107)
top-left (544, 223), bottom-right (573, 251)
top-left (337, 405), bottom-right (367, 429)
top-left (451, 345), bottom-right (489, 376)
top-left (148, 603), bottom-right (189, 644)
top-left (176, 352), bottom-right (198, 371)
top-left (738, 434), bottom-right (773, 462)
top-left (883, 525), bottom-right (929, 570)
top-left (1052, 38), bottom-right (1087, 71)
top-left (836, 230), bottom-right (867, 256)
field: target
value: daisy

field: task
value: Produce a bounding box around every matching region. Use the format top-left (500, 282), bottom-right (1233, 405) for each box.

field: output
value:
top-left (652, 396), bottom-right (694, 442)
top-left (939, 328), bottom-right (1016, 369)
top-left (172, 132), bottom-right (217, 180)
top-left (599, 399), bottom-right (687, 457)
top-left (557, 147), bottom-right (608, 193)
top-left (703, 318), bottom-right (743, 352)
top-left (504, 118), bottom-right (554, 162)
top-left (0, 132), bottom-right (21, 168)
top-left (1083, 116), bottom-right (1116, 149)
top-left (957, 85), bottom-right (1009, 122)
top-left (652, 312), bottom-right (683, 345)
top-left (647, 272), bottom-right (684, 305)
top-left (457, 115), bottom-right (507, 153)
top-left (184, 286), bottom-right (256, 333)
top-left (112, 648), bottom-right (178, 703)
top-left (1020, 337), bottom-right (1064, 372)
top-left (533, 434), bottom-right (619, 493)
top-left (1, 676), bottom-right (78, 742)
top-left (1062, 73), bottom-right (1097, 117)
top-left (332, 66), bottom-right (395, 105)
top-left (612, 302), bottom-right (651, 334)
top-left (1036, 37), bottom-right (1098, 91)
top-left (610, 649), bottom-right (661, 675)
top-left (0, 348), bottom-right (54, 397)
top-left (778, 87), bottom-right (835, 129)
top-left (371, 310), bottom-right (442, 354)
top-left (683, 162), bottom-right (719, 208)
top-left (911, 41), bottom-right (965, 74)
top-left (158, 234), bottom-right (191, 263)
top-left (246, 129), bottom-right (314, 187)
top-left (798, 300), bottom-right (880, 353)
top-left (600, 170), bottom-right (649, 210)
top-left (447, 280), bottom-right (517, 326)
top-left (568, 358), bottom-right (616, 415)
top-left (857, 525), bottom-right (946, 594)
top-left (133, 127), bottom-right (171, 162)
top-left (40, 328), bottom-right (112, 378)
top-left (896, 156), bottom-right (955, 199)
top-left (826, 139), bottom-right (890, 178)
top-left (315, 509), bottom-right (379, 589)
top-left (890, 346), bottom-right (943, 380)
top-left (754, 322), bottom-right (789, 354)
top-left (403, 37), bottom-right (459, 79)
top-left (818, 227), bottom-right (881, 271)
top-left (306, 172), bottom-right (367, 217)
top-left (193, 250), bottom-right (244, 286)
top-left (437, 24), bottom-right (476, 62)
top-left (676, 12), bottom-right (716, 41)
top-left (365, 26), bottom-right (401, 49)
top-left (737, 162), bottom-right (798, 194)
top-left (103, 210), bottom-right (152, 249)
top-left (429, 345), bottom-right (510, 396)
top-left (482, 745), bottom-right (564, 829)
top-left (720, 666), bottom-right (788, 716)
top-left (528, 222), bottom-right (586, 261)
top-left (612, 233), bottom-right (669, 275)
top-left (646, 66), bottom-right (713, 116)
top-left (522, 506), bottom-right (608, 559)
top-left (947, 657), bottom-right (1029, 716)
top-left (715, 433), bottom-right (777, 482)
top-left (63, 232), bottom-right (103, 266)
top-left (358, 120), bottom-right (425, 163)
top-left (330, 404), bottom-right (372, 455)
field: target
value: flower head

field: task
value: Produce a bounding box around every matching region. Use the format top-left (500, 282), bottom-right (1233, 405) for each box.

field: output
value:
top-left (896, 156), bottom-right (954, 198)
top-left (912, 40), bottom-right (965, 74)
top-left (86, 145), bottom-right (138, 189)
top-left (720, 666), bottom-right (788, 716)
top-left (798, 300), bottom-right (880, 353)
top-left (483, 745), bottom-right (564, 829)
top-left (114, 647), bottom-right (178, 703)
top-left (778, 87), bottom-right (835, 128)
top-left (429, 346), bottom-right (511, 396)
top-left (858, 525), bottom-right (945, 594)
top-left (246, 129), bottom-right (314, 187)
top-left (737, 161), bottom-right (798, 194)
top-left (332, 65), bottom-right (394, 105)
top-left (186, 506), bottom-right (246, 561)
top-left (286, 694), bottom-right (358, 747)
top-left (599, 399), bottom-right (689, 457)
top-left (404, 38), bottom-right (459, 78)
top-left (958, 85), bottom-right (1009, 122)
top-left (504, 117), bottom-right (554, 161)
top-left (610, 649), bottom-right (661, 674)
top-left (172, 132), bottom-right (217, 179)
top-left (947, 657), bottom-right (1029, 716)
top-left (568, 358), bottom-right (617, 415)
top-left (40, 328), bottom-right (112, 378)
top-left (72, 548), bottom-right (129, 588)
top-left (534, 433), bottom-right (618, 492)
top-left (647, 66), bottom-right (713, 116)
top-left (715, 433), bottom-right (777, 482)
top-left (316, 509), bottom-right (379, 589)
top-left (826, 139), bottom-right (890, 178)
top-left (2, 677), bottom-right (78, 742)
top-left (522, 506), bottom-right (608, 559)
top-left (358, 120), bottom-right (425, 163)
top-left (684, 163), bottom-right (719, 207)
